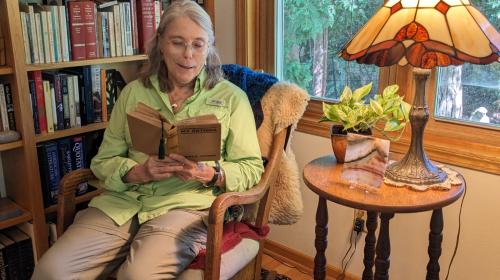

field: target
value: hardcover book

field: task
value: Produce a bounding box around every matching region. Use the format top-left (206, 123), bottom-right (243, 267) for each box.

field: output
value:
top-left (127, 102), bottom-right (221, 161)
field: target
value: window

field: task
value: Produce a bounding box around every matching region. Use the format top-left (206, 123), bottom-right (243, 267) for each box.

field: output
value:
top-left (434, 1), bottom-right (500, 129)
top-left (277, 0), bottom-right (381, 100)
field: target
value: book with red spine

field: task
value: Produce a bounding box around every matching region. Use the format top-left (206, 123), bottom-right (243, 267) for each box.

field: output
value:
top-left (137, 0), bottom-right (156, 54)
top-left (82, 1), bottom-right (97, 59)
top-left (67, 1), bottom-right (86, 60)
top-left (30, 71), bottom-right (47, 133)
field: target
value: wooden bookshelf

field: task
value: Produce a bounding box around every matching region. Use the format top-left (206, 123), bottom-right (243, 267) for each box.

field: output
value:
top-left (0, 66), bottom-right (14, 75)
top-left (35, 122), bottom-right (108, 143)
top-left (26, 55), bottom-right (148, 71)
top-left (0, 198), bottom-right (32, 230)
top-left (0, 140), bottom-right (23, 152)
top-left (45, 189), bottom-right (103, 214)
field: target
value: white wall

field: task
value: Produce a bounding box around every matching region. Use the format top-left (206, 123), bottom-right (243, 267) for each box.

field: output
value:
top-left (215, 0), bottom-right (236, 64)
top-left (268, 131), bottom-right (500, 280)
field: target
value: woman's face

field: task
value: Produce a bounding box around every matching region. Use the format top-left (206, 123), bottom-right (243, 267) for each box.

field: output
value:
top-left (161, 16), bottom-right (209, 88)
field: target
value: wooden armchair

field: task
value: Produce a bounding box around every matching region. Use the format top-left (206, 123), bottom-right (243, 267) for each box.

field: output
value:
top-left (56, 126), bottom-right (291, 280)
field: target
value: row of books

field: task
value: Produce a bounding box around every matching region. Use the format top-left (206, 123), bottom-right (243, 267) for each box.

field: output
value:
top-left (37, 131), bottom-right (103, 207)
top-left (19, 0), bottom-right (196, 64)
top-left (28, 66), bottom-right (125, 135)
top-left (0, 83), bottom-right (16, 133)
top-left (0, 226), bottom-right (34, 280)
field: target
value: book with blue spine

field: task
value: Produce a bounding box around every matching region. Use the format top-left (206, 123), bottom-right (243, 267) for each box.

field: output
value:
top-left (37, 142), bottom-right (61, 206)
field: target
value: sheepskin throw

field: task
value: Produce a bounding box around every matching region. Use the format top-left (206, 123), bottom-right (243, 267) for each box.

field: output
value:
top-left (254, 82), bottom-right (309, 225)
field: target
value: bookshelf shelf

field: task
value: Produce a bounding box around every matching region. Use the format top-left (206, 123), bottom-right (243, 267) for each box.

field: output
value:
top-left (0, 140), bottom-right (23, 152)
top-left (26, 55), bottom-right (148, 71)
top-left (0, 198), bottom-right (32, 230)
top-left (45, 188), bottom-right (103, 214)
top-left (0, 66), bottom-right (14, 75)
top-left (35, 122), bottom-right (108, 143)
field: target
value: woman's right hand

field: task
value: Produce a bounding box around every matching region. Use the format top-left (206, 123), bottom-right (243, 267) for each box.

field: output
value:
top-left (123, 156), bottom-right (185, 184)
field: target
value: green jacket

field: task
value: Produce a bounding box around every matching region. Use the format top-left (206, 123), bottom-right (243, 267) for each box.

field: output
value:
top-left (89, 70), bottom-right (264, 225)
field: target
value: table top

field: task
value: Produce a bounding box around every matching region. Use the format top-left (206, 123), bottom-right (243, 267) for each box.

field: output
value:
top-left (303, 155), bottom-right (465, 213)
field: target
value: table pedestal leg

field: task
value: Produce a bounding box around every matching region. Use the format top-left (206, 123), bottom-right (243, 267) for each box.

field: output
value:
top-left (374, 213), bottom-right (394, 280)
top-left (426, 209), bottom-right (444, 280)
top-left (314, 197), bottom-right (328, 280)
top-left (362, 211), bottom-right (378, 280)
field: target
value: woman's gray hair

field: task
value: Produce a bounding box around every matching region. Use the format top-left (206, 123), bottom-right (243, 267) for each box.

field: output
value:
top-left (139, 0), bottom-right (223, 91)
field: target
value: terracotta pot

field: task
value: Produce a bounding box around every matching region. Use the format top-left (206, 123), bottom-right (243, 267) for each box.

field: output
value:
top-left (330, 125), bottom-right (371, 163)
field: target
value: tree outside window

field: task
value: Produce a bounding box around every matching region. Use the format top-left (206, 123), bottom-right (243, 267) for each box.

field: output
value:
top-left (435, 0), bottom-right (500, 128)
top-left (281, 0), bottom-right (381, 100)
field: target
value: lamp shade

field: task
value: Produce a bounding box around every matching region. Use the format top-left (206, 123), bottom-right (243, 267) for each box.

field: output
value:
top-left (340, 0), bottom-right (500, 69)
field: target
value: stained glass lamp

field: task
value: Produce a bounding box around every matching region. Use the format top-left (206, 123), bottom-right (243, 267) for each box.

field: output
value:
top-left (339, 0), bottom-right (500, 187)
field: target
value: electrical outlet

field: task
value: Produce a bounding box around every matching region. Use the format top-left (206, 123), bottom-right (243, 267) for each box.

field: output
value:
top-left (354, 209), bottom-right (367, 234)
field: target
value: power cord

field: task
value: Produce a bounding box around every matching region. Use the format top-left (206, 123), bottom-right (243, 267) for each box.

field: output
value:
top-left (338, 210), bottom-right (364, 280)
top-left (445, 182), bottom-right (467, 280)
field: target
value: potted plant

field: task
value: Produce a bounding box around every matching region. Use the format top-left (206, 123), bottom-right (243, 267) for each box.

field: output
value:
top-left (320, 83), bottom-right (411, 162)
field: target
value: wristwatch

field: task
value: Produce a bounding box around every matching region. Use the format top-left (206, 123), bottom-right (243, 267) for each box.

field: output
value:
top-left (206, 161), bottom-right (221, 187)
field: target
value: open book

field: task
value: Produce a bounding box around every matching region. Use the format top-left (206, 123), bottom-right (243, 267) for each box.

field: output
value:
top-left (127, 102), bottom-right (221, 161)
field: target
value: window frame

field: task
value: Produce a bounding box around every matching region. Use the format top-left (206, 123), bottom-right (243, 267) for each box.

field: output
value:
top-left (235, 0), bottom-right (500, 175)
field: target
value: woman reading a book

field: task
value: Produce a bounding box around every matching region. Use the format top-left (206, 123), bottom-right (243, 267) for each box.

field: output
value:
top-left (32, 1), bottom-right (264, 279)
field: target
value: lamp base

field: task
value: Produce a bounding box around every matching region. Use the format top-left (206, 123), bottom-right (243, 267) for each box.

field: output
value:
top-left (385, 153), bottom-right (447, 186)
top-left (384, 68), bottom-right (447, 187)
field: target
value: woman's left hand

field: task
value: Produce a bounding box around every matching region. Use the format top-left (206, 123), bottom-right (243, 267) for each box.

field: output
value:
top-left (168, 154), bottom-right (214, 184)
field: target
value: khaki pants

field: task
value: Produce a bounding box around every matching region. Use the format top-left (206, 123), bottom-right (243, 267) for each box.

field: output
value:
top-left (32, 207), bottom-right (208, 280)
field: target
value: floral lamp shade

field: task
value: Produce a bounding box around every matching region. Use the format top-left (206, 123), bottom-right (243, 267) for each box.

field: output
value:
top-left (339, 0), bottom-right (500, 69)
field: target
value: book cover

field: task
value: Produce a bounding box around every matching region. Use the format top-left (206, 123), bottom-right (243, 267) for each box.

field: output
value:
top-left (0, 84), bottom-right (10, 131)
top-left (127, 102), bottom-right (221, 161)
top-left (71, 136), bottom-right (88, 195)
top-left (29, 79), bottom-right (41, 134)
top-left (4, 84), bottom-right (16, 131)
top-left (67, 1), bottom-right (86, 60)
top-left (0, 233), bottom-right (18, 280)
top-left (3, 227), bottom-right (34, 280)
top-left (37, 142), bottom-right (61, 206)
top-left (31, 70), bottom-right (47, 133)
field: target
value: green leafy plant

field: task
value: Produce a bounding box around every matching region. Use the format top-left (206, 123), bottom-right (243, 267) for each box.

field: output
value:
top-left (320, 83), bottom-right (411, 141)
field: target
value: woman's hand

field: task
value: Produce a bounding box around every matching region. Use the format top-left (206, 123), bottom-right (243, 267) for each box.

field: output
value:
top-left (123, 155), bottom-right (185, 184)
top-left (168, 153), bottom-right (214, 184)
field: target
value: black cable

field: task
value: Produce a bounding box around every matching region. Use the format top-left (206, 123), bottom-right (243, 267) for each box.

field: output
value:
top-left (338, 210), bottom-right (360, 280)
top-left (445, 182), bottom-right (467, 280)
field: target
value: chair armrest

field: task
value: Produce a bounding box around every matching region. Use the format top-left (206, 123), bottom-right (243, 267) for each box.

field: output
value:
top-left (57, 168), bottom-right (97, 237)
top-left (204, 127), bottom-right (288, 280)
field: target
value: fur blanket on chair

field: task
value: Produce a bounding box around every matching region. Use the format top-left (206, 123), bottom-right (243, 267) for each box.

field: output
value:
top-left (251, 82), bottom-right (309, 225)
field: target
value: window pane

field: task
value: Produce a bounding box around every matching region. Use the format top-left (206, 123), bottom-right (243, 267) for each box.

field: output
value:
top-left (278, 0), bottom-right (382, 100)
top-left (434, 1), bottom-right (500, 128)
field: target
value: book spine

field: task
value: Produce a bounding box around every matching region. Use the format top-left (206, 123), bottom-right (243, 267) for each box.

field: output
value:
top-left (72, 75), bottom-right (81, 127)
top-left (58, 138), bottom-right (72, 176)
top-left (19, 12), bottom-right (32, 64)
top-left (53, 75), bottom-right (64, 130)
top-left (34, 13), bottom-right (45, 64)
top-left (108, 11), bottom-right (116, 57)
top-left (45, 142), bottom-right (61, 205)
top-left (91, 65), bottom-right (102, 122)
top-left (4, 84), bottom-right (16, 131)
top-left (58, 6), bottom-right (71, 62)
top-left (45, 10), bottom-right (56, 63)
top-left (42, 80), bottom-right (55, 133)
top-left (71, 136), bottom-right (87, 195)
top-left (113, 4), bottom-right (122, 56)
top-left (83, 1), bottom-right (97, 59)
top-left (137, 0), bottom-right (155, 54)
top-left (101, 69), bottom-right (108, 122)
top-left (29, 79), bottom-right (41, 134)
top-left (28, 5), bottom-right (40, 64)
top-left (50, 6), bottom-right (62, 63)
top-left (130, 0), bottom-right (139, 55)
top-left (40, 11), bottom-right (52, 64)
top-left (0, 84), bottom-right (9, 131)
top-left (83, 66), bottom-right (94, 124)
top-left (60, 75), bottom-right (71, 129)
top-left (33, 71), bottom-right (47, 133)
top-left (67, 75), bottom-right (76, 128)
top-left (67, 2), bottom-right (86, 60)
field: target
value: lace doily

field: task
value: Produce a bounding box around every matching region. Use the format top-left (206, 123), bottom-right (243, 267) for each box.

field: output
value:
top-left (384, 164), bottom-right (462, 191)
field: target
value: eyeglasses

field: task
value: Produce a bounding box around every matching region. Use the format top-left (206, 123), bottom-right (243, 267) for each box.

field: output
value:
top-left (167, 39), bottom-right (207, 55)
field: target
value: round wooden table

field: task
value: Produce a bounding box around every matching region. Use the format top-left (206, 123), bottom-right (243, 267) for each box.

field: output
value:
top-left (303, 155), bottom-right (465, 280)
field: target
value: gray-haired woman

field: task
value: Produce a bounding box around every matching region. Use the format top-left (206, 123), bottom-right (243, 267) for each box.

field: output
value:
top-left (32, 1), bottom-right (263, 279)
